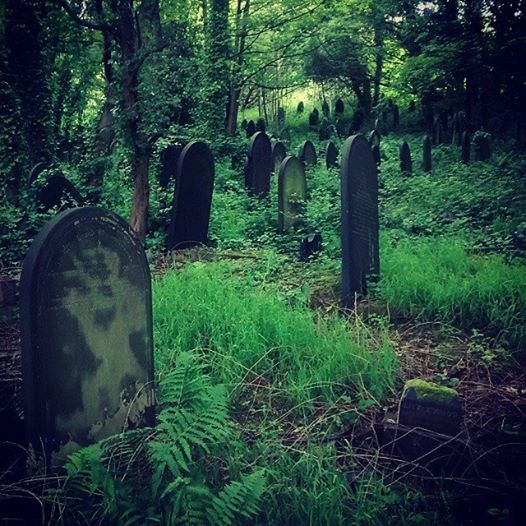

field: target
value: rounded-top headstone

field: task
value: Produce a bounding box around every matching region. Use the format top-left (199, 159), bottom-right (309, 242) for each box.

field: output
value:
top-left (325, 141), bottom-right (339, 169)
top-left (335, 98), bottom-right (344, 114)
top-left (400, 141), bottom-right (412, 173)
top-left (167, 141), bottom-right (215, 250)
top-left (340, 134), bottom-right (379, 306)
top-left (256, 118), bottom-right (266, 132)
top-left (319, 118), bottom-right (331, 141)
top-left (297, 101), bottom-right (304, 114)
top-left (272, 141), bottom-right (287, 173)
top-left (322, 100), bottom-right (330, 117)
top-left (246, 131), bottom-right (272, 196)
top-left (20, 207), bottom-right (155, 463)
top-left (246, 120), bottom-right (256, 137)
top-left (422, 135), bottom-right (432, 172)
top-left (278, 156), bottom-right (307, 232)
top-left (37, 174), bottom-right (83, 211)
top-left (298, 140), bottom-right (317, 167)
top-left (241, 119), bottom-right (248, 130)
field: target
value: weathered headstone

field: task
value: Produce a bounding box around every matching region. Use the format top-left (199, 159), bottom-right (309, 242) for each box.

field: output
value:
top-left (271, 141), bottom-right (287, 173)
top-left (371, 144), bottom-right (381, 166)
top-left (400, 141), bottom-right (412, 173)
top-left (335, 98), bottom-right (344, 114)
top-left (461, 131), bottom-right (470, 164)
top-left (256, 118), bottom-right (266, 132)
top-left (473, 131), bottom-right (491, 161)
top-left (167, 141), bottom-right (215, 250)
top-left (299, 233), bottom-right (322, 260)
top-left (340, 134), bottom-right (379, 306)
top-left (245, 131), bottom-right (272, 196)
top-left (278, 156), bottom-right (307, 232)
top-left (246, 120), bottom-right (256, 137)
top-left (20, 207), bottom-right (155, 464)
top-left (422, 135), bottom-right (432, 172)
top-left (37, 174), bottom-right (83, 211)
top-left (322, 100), bottom-right (330, 118)
top-left (325, 141), bottom-right (339, 169)
top-left (298, 140), bottom-right (317, 167)
top-left (159, 144), bottom-right (183, 188)
top-left (297, 101), bottom-right (304, 114)
top-left (319, 117), bottom-right (331, 140)
top-left (369, 129), bottom-right (381, 148)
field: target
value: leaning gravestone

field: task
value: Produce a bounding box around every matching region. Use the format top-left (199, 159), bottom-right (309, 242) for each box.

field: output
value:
top-left (37, 174), bottom-right (83, 211)
top-left (298, 140), bottom-right (317, 167)
top-left (422, 135), bottom-right (432, 172)
top-left (325, 141), bottom-right (339, 169)
top-left (369, 129), bottom-right (381, 148)
top-left (167, 141), bottom-right (215, 250)
top-left (461, 131), bottom-right (470, 164)
top-left (246, 120), bottom-right (256, 137)
top-left (245, 131), bottom-right (272, 197)
top-left (340, 134), bottom-right (379, 307)
top-left (278, 156), bottom-right (307, 232)
top-left (159, 144), bottom-right (183, 188)
top-left (371, 144), bottom-right (381, 166)
top-left (20, 207), bottom-right (155, 465)
top-left (400, 141), bottom-right (412, 173)
top-left (272, 141), bottom-right (287, 173)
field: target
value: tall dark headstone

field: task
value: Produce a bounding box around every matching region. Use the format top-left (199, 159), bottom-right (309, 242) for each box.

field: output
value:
top-left (272, 141), bottom-right (287, 173)
top-left (241, 119), bottom-right (248, 131)
top-left (335, 98), bottom-right (344, 114)
top-left (256, 118), bottom-right (266, 132)
top-left (297, 101), bottom-right (304, 114)
top-left (298, 140), bottom-right (317, 167)
top-left (278, 156), bottom-right (307, 232)
top-left (461, 131), bottom-right (470, 164)
top-left (308, 111), bottom-right (319, 126)
top-left (325, 141), bottom-right (339, 169)
top-left (369, 129), bottom-right (381, 148)
top-left (159, 144), bottom-right (183, 188)
top-left (422, 135), bottom-right (432, 172)
top-left (277, 107), bottom-right (286, 128)
top-left (340, 134), bottom-right (379, 306)
top-left (371, 144), bottom-right (381, 166)
top-left (167, 141), bottom-right (215, 250)
top-left (37, 174), bottom-right (83, 211)
top-left (20, 207), bottom-right (155, 464)
top-left (246, 120), bottom-right (256, 137)
top-left (322, 100), bottom-right (330, 117)
top-left (400, 141), bottom-right (412, 173)
top-left (245, 131), bottom-right (272, 196)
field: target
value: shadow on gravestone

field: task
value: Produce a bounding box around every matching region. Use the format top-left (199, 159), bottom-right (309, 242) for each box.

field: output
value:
top-left (20, 207), bottom-right (155, 466)
top-left (422, 135), bottom-right (432, 172)
top-left (298, 140), bottom-right (317, 167)
top-left (245, 131), bottom-right (272, 197)
top-left (272, 141), bottom-right (287, 174)
top-left (159, 144), bottom-right (183, 188)
top-left (37, 174), bottom-right (84, 211)
top-left (325, 141), bottom-right (339, 169)
top-left (167, 141), bottom-right (215, 250)
top-left (278, 156), bottom-right (307, 233)
top-left (400, 141), bottom-right (412, 174)
top-left (340, 134), bottom-right (379, 308)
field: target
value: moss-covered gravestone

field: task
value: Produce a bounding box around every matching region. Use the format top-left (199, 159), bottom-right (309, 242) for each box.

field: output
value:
top-left (246, 120), bottom-right (256, 137)
top-left (422, 135), bottom-right (432, 172)
top-left (400, 141), bottom-right (412, 173)
top-left (340, 134), bottom-right (379, 307)
top-left (368, 129), bottom-right (381, 148)
top-left (272, 141), bottom-right (287, 173)
top-left (37, 174), bottom-right (83, 211)
top-left (159, 144), bottom-right (183, 188)
top-left (278, 156), bottom-right (307, 232)
top-left (335, 98), bottom-right (344, 114)
top-left (461, 131), bottom-right (470, 164)
top-left (298, 140), bottom-right (317, 167)
top-left (245, 131), bottom-right (272, 197)
top-left (167, 141), bottom-right (215, 250)
top-left (325, 141), bottom-right (339, 169)
top-left (20, 207), bottom-right (155, 465)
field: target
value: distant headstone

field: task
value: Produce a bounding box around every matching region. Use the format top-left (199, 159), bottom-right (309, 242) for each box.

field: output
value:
top-left (298, 140), bottom-right (317, 167)
top-left (159, 144), bottom-right (183, 188)
top-left (461, 131), bottom-right (470, 164)
top-left (473, 131), bottom-right (491, 161)
top-left (241, 119), bottom-right (248, 131)
top-left (272, 141), bottom-right (287, 173)
top-left (369, 129), bottom-right (381, 148)
top-left (37, 174), bottom-right (83, 211)
top-left (299, 233), bottom-right (322, 260)
top-left (246, 120), bottom-right (256, 137)
top-left (245, 131), bottom-right (272, 196)
top-left (278, 156), bottom-right (307, 232)
top-left (28, 162), bottom-right (48, 184)
top-left (256, 118), bottom-right (266, 132)
top-left (408, 100), bottom-right (416, 112)
top-left (313, 108), bottom-right (319, 119)
top-left (322, 100), bottom-right (330, 117)
top-left (422, 135), bottom-right (432, 172)
top-left (279, 128), bottom-right (291, 143)
top-left (319, 118), bottom-right (331, 140)
top-left (297, 101), bottom-right (304, 114)
top-left (371, 144), bottom-right (381, 166)
top-left (432, 115), bottom-right (442, 145)
top-left (325, 141), bottom-right (339, 169)
top-left (277, 107), bottom-right (286, 128)
top-left (335, 98), bottom-right (344, 115)
top-left (336, 119), bottom-right (348, 138)
top-left (308, 111), bottom-right (319, 126)
top-left (400, 141), bottom-right (412, 173)
top-left (340, 134), bottom-right (379, 306)
top-left (20, 207), bottom-right (155, 464)
top-left (167, 141), bottom-right (215, 250)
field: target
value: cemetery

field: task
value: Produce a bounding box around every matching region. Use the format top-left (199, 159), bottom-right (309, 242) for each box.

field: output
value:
top-left (1, 1), bottom-right (526, 525)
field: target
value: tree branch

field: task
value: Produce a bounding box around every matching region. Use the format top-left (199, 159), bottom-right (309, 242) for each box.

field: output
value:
top-left (52, 0), bottom-right (112, 31)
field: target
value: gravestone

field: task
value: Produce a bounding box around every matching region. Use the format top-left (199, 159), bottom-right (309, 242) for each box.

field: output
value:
top-left (432, 115), bottom-right (442, 145)
top-left (371, 144), bottom-right (381, 166)
top-left (28, 162), bottom-right (48, 184)
top-left (369, 129), bottom-right (381, 148)
top-left (340, 134), bottom-right (379, 306)
top-left (325, 141), bottom-right (339, 169)
top-left (272, 141), bottom-right (287, 173)
top-left (308, 111), bottom-right (319, 126)
top-left (299, 233), bottom-right (322, 260)
top-left (298, 140), bottom-right (317, 167)
top-left (159, 144), bottom-right (183, 188)
top-left (256, 118), bottom-right (266, 132)
top-left (167, 141), bottom-right (215, 250)
top-left (319, 118), bottom-right (331, 140)
top-left (297, 101), bottom-right (304, 113)
top-left (461, 131), bottom-right (470, 164)
top-left (422, 135), bottom-right (432, 172)
top-left (277, 107), bottom-right (286, 128)
top-left (37, 174), bottom-right (83, 211)
top-left (322, 100), bottom-right (330, 117)
top-left (473, 131), bottom-right (491, 161)
top-left (246, 120), bottom-right (256, 137)
top-left (336, 119), bottom-right (347, 138)
top-left (279, 128), bottom-right (291, 143)
top-left (335, 98), bottom-right (344, 114)
top-left (20, 207), bottom-right (155, 464)
top-left (400, 141), bottom-right (412, 173)
top-left (241, 119), bottom-right (248, 131)
top-left (278, 156), bottom-right (307, 232)
top-left (313, 108), bottom-right (319, 119)
top-left (245, 131), bottom-right (272, 196)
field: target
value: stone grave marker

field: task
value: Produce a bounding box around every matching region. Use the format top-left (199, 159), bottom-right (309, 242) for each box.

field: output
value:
top-left (167, 141), bottom-right (215, 250)
top-left (272, 141), bottom-right (287, 173)
top-left (392, 104), bottom-right (400, 129)
top-left (246, 120), bottom-right (256, 137)
top-left (245, 131), bottom-right (272, 197)
top-left (308, 111), bottom-right (319, 126)
top-left (159, 144), bottom-right (183, 188)
top-left (28, 162), bottom-right (48, 185)
top-left (335, 119), bottom-right (347, 138)
top-left (277, 107), bottom-right (286, 128)
top-left (422, 135), bottom-right (432, 172)
top-left (371, 144), bottom-right (381, 166)
top-left (37, 174), bottom-right (83, 211)
top-left (256, 118), bottom-right (266, 132)
top-left (340, 134), bottom-right (379, 306)
top-left (322, 100), bottom-right (330, 117)
top-left (335, 98), bottom-right (344, 114)
top-left (325, 141), bottom-right (339, 169)
top-left (241, 119), bottom-right (248, 131)
top-left (20, 207), bottom-right (155, 464)
top-left (319, 117), bottom-right (331, 140)
top-left (400, 141), bottom-right (412, 173)
top-left (297, 101), bottom-right (304, 113)
top-left (298, 140), bottom-right (317, 167)
top-left (461, 131), bottom-right (470, 164)
top-left (278, 156), bottom-right (307, 232)
top-left (473, 131), bottom-right (491, 161)
top-left (369, 129), bottom-right (381, 148)
top-left (279, 128), bottom-right (291, 143)
top-left (432, 115), bottom-right (442, 145)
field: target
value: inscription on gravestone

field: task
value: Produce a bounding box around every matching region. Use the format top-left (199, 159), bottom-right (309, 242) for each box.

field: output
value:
top-left (20, 207), bottom-right (155, 464)
top-left (167, 141), bottom-right (215, 250)
top-left (278, 156), bottom-right (307, 232)
top-left (245, 131), bottom-right (272, 197)
top-left (340, 135), bottom-right (379, 307)
top-left (298, 140), bottom-right (317, 167)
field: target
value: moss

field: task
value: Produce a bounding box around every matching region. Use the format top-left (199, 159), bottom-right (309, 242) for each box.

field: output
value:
top-left (403, 379), bottom-right (458, 404)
